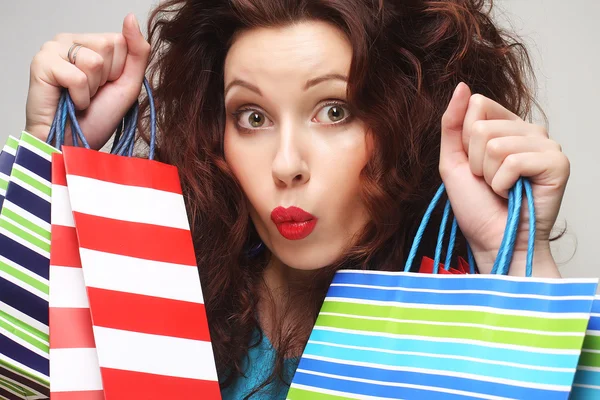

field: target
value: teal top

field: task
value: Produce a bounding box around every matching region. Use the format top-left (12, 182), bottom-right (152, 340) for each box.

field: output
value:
top-left (221, 329), bottom-right (300, 399)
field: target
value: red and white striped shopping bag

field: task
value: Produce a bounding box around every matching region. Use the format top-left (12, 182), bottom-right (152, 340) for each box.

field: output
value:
top-left (49, 153), bottom-right (103, 399)
top-left (55, 146), bottom-right (220, 399)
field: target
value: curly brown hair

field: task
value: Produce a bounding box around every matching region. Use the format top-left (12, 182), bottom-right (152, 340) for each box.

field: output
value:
top-left (140, 0), bottom-right (541, 396)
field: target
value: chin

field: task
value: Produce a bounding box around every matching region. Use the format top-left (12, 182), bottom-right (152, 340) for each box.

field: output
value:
top-left (271, 242), bottom-right (344, 271)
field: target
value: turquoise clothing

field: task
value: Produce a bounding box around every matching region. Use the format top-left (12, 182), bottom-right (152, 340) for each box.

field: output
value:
top-left (221, 329), bottom-right (300, 399)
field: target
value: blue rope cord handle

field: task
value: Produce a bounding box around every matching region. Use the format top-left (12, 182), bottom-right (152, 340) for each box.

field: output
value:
top-left (46, 78), bottom-right (156, 160)
top-left (405, 177), bottom-right (536, 277)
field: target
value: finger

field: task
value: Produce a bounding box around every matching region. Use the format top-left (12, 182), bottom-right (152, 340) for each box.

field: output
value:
top-left (47, 40), bottom-right (104, 99)
top-left (61, 33), bottom-right (128, 83)
top-left (108, 34), bottom-right (127, 82)
top-left (469, 119), bottom-right (551, 176)
top-left (72, 35), bottom-right (117, 86)
top-left (462, 94), bottom-right (522, 153)
top-left (483, 137), bottom-right (562, 189)
top-left (40, 54), bottom-right (91, 109)
top-left (439, 82), bottom-right (472, 176)
top-left (69, 46), bottom-right (104, 98)
top-left (490, 152), bottom-right (570, 199)
top-left (121, 14), bottom-right (151, 84)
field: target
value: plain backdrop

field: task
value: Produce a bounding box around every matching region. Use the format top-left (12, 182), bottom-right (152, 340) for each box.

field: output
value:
top-left (1, 1), bottom-right (598, 278)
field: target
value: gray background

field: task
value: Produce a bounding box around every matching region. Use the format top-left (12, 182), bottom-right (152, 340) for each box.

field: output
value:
top-left (1, 1), bottom-right (598, 278)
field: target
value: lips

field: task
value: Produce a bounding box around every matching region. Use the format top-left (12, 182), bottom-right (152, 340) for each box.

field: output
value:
top-left (270, 206), bottom-right (318, 240)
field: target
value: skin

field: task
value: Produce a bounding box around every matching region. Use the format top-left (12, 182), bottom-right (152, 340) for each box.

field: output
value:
top-left (26, 14), bottom-right (567, 338)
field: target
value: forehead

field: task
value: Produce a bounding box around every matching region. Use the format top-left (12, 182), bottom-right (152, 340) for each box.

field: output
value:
top-left (224, 20), bottom-right (352, 84)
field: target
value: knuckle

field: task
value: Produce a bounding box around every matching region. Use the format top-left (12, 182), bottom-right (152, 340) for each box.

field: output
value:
top-left (469, 93), bottom-right (487, 109)
top-left (471, 120), bottom-right (487, 137)
top-left (87, 54), bottom-right (105, 70)
top-left (96, 37), bottom-right (111, 54)
top-left (536, 124), bottom-right (549, 137)
top-left (504, 153), bottom-right (520, 170)
top-left (486, 138), bottom-right (504, 157)
top-left (73, 72), bottom-right (88, 88)
top-left (30, 53), bottom-right (44, 71)
top-left (40, 40), bottom-right (56, 52)
top-left (491, 179), bottom-right (503, 195)
top-left (114, 33), bottom-right (126, 48)
top-left (548, 139), bottom-right (563, 152)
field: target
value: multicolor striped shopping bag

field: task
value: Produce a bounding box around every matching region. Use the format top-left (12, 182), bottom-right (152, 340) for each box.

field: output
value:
top-left (288, 180), bottom-right (598, 400)
top-left (0, 136), bottom-right (19, 209)
top-left (571, 295), bottom-right (600, 399)
top-left (0, 131), bottom-right (60, 399)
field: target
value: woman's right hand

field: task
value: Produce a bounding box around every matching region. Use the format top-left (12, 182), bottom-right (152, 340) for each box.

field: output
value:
top-left (24, 14), bottom-right (150, 150)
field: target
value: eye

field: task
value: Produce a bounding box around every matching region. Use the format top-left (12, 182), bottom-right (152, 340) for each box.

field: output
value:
top-left (313, 103), bottom-right (351, 125)
top-left (235, 110), bottom-right (273, 130)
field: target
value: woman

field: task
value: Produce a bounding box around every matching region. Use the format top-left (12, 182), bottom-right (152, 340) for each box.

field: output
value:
top-left (24, 0), bottom-right (569, 398)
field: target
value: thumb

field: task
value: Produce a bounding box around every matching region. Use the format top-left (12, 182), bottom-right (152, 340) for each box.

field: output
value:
top-left (121, 13), bottom-right (150, 80)
top-left (439, 82), bottom-right (471, 170)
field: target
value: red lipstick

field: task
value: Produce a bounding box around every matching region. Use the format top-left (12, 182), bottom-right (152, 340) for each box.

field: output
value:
top-left (270, 206), bottom-right (317, 240)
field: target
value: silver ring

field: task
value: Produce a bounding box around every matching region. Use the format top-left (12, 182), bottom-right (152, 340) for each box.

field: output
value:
top-left (67, 43), bottom-right (83, 65)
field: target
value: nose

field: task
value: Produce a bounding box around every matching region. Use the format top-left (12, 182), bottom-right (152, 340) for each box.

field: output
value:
top-left (271, 123), bottom-right (310, 188)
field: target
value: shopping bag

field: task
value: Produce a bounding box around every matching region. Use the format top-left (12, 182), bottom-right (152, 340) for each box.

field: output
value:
top-left (288, 180), bottom-right (598, 400)
top-left (418, 256), bottom-right (464, 274)
top-left (48, 152), bottom-right (103, 399)
top-left (0, 131), bottom-right (61, 399)
top-left (48, 80), bottom-right (221, 399)
top-left (571, 295), bottom-right (600, 399)
top-left (47, 88), bottom-right (145, 399)
top-left (47, 85), bottom-right (138, 400)
top-left (0, 136), bottom-right (20, 209)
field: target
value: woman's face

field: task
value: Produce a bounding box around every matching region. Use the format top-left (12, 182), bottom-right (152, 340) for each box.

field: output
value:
top-left (223, 21), bottom-right (371, 270)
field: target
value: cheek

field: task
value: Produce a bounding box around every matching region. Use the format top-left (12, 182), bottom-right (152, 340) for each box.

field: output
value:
top-left (224, 124), bottom-right (261, 190)
top-left (223, 124), bottom-right (272, 219)
top-left (284, 130), bottom-right (371, 270)
top-left (325, 134), bottom-right (371, 228)
top-left (223, 123), bottom-right (238, 171)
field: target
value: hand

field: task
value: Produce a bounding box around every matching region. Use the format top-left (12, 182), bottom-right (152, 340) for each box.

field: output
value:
top-left (24, 14), bottom-right (150, 150)
top-left (439, 82), bottom-right (568, 277)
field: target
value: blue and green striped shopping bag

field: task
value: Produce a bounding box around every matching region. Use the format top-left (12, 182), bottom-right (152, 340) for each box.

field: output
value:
top-left (0, 94), bottom-right (72, 398)
top-left (0, 130), bottom-right (60, 399)
top-left (0, 136), bottom-right (19, 209)
top-left (571, 295), bottom-right (600, 398)
top-left (288, 179), bottom-right (598, 400)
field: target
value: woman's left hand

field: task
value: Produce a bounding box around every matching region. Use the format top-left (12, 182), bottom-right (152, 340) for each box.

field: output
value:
top-left (438, 82), bottom-right (568, 277)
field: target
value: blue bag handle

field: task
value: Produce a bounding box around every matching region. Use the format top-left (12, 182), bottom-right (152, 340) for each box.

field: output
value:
top-left (405, 177), bottom-right (535, 277)
top-left (46, 78), bottom-right (156, 160)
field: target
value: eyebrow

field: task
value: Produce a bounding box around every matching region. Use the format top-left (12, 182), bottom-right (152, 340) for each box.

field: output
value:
top-left (304, 73), bottom-right (348, 90)
top-left (224, 80), bottom-right (262, 97)
top-left (224, 73), bottom-right (348, 98)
